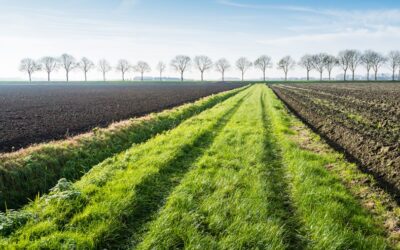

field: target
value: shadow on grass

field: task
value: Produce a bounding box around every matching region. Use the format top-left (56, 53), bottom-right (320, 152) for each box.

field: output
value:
top-left (99, 93), bottom-right (249, 249)
top-left (260, 93), bottom-right (308, 250)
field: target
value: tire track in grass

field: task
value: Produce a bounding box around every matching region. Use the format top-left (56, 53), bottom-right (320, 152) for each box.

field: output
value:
top-left (136, 85), bottom-right (289, 249)
top-left (99, 89), bottom-right (248, 249)
top-left (260, 91), bottom-right (308, 249)
top-left (264, 86), bottom-right (389, 249)
top-left (0, 86), bottom-right (251, 249)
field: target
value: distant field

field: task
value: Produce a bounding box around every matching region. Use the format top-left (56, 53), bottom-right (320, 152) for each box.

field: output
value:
top-left (0, 82), bottom-right (243, 152)
top-left (271, 83), bottom-right (400, 196)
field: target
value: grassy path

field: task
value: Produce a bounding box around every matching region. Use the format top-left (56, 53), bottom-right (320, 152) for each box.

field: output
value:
top-left (137, 85), bottom-right (291, 249)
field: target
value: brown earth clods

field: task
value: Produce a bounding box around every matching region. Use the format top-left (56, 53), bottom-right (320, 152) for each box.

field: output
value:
top-left (0, 82), bottom-right (243, 153)
top-left (271, 83), bottom-right (400, 198)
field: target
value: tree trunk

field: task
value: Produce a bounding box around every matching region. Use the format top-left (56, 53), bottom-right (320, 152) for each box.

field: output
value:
top-left (201, 71), bottom-right (204, 81)
top-left (122, 71), bottom-right (125, 81)
top-left (328, 70), bottom-right (331, 80)
top-left (306, 70), bottom-right (309, 81)
top-left (392, 68), bottom-right (395, 81)
top-left (66, 71), bottom-right (69, 82)
top-left (263, 71), bottom-right (266, 81)
top-left (103, 72), bottom-right (106, 81)
top-left (241, 71), bottom-right (244, 81)
top-left (285, 72), bottom-right (288, 81)
top-left (141, 72), bottom-right (144, 81)
top-left (344, 70), bottom-right (347, 81)
top-left (181, 71), bottom-right (184, 82)
top-left (320, 71), bottom-right (322, 81)
top-left (48, 72), bottom-right (51, 82)
top-left (159, 72), bottom-right (162, 81)
top-left (367, 70), bottom-right (370, 81)
top-left (28, 72), bottom-right (32, 83)
top-left (84, 71), bottom-right (87, 82)
top-left (352, 71), bottom-right (355, 81)
top-left (222, 71), bottom-right (225, 81)
top-left (375, 70), bottom-right (378, 81)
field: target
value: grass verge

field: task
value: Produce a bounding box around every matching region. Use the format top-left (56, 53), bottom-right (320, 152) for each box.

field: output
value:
top-left (0, 85), bottom-right (251, 249)
top-left (264, 86), bottom-right (389, 249)
top-left (287, 105), bottom-right (400, 248)
top-left (0, 86), bottom-right (246, 210)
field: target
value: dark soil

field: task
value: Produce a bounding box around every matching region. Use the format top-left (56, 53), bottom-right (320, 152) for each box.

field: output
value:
top-left (0, 82), bottom-right (243, 152)
top-left (271, 83), bottom-right (400, 199)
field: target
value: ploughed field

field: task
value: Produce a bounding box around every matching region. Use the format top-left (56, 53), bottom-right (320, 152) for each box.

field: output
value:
top-left (271, 83), bottom-right (400, 197)
top-left (0, 82), bottom-right (242, 152)
top-left (1, 84), bottom-right (398, 249)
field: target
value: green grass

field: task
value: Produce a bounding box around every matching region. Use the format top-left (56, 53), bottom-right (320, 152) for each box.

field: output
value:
top-left (298, 126), bottom-right (400, 248)
top-left (136, 85), bottom-right (290, 249)
top-left (0, 86), bottom-right (246, 210)
top-left (264, 86), bottom-right (389, 249)
top-left (0, 84), bottom-right (392, 249)
top-left (0, 86), bottom-right (251, 249)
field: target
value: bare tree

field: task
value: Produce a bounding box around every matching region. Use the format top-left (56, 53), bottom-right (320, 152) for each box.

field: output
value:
top-left (194, 56), bottom-right (213, 81)
top-left (116, 59), bottom-right (131, 81)
top-left (59, 54), bottom-right (76, 82)
top-left (387, 51), bottom-right (400, 81)
top-left (323, 55), bottom-right (338, 80)
top-left (98, 59), bottom-right (112, 81)
top-left (254, 55), bottom-right (272, 81)
top-left (370, 52), bottom-right (387, 81)
top-left (170, 55), bottom-right (191, 82)
top-left (156, 62), bottom-right (166, 81)
top-left (78, 57), bottom-right (95, 81)
top-left (299, 55), bottom-right (313, 81)
top-left (40, 57), bottom-right (58, 81)
top-left (338, 50), bottom-right (351, 81)
top-left (215, 58), bottom-right (231, 81)
top-left (133, 61), bottom-right (151, 81)
top-left (277, 56), bottom-right (295, 81)
top-left (347, 50), bottom-right (362, 81)
top-left (312, 53), bottom-right (327, 81)
top-left (361, 50), bottom-right (375, 81)
top-left (236, 57), bottom-right (252, 81)
top-left (19, 58), bottom-right (41, 82)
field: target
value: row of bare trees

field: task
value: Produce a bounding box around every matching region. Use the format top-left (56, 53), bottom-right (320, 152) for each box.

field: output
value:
top-left (295, 50), bottom-right (400, 81)
top-left (19, 51), bottom-right (400, 82)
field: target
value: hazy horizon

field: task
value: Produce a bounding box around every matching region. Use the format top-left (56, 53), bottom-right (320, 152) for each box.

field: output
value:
top-left (1, 0), bottom-right (400, 81)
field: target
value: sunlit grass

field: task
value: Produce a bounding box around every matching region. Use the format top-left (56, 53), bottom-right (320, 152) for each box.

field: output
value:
top-left (264, 87), bottom-right (389, 249)
top-left (137, 85), bottom-right (289, 249)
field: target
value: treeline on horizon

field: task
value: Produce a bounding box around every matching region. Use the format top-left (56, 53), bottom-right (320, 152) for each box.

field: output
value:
top-left (19, 50), bottom-right (400, 82)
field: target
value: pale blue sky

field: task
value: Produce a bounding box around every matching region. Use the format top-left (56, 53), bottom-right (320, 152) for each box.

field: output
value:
top-left (1, 0), bottom-right (400, 80)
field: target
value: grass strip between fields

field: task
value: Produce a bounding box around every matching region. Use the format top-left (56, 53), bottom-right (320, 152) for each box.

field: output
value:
top-left (0, 85), bottom-right (251, 249)
top-left (288, 108), bottom-right (400, 249)
top-left (0, 85), bottom-right (247, 210)
top-left (264, 86), bottom-right (390, 249)
top-left (136, 85), bottom-right (290, 249)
